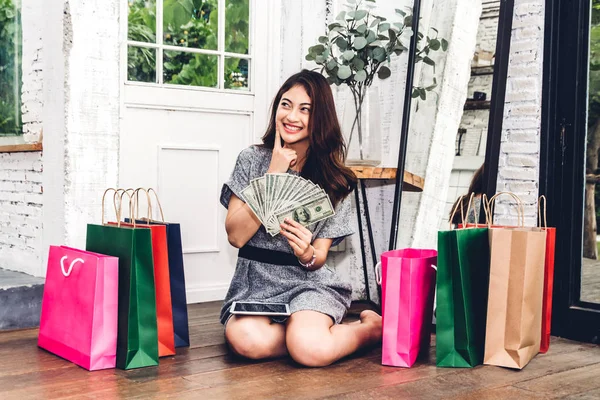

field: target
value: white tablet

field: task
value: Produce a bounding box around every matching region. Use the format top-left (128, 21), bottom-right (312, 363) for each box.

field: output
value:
top-left (230, 301), bottom-right (291, 316)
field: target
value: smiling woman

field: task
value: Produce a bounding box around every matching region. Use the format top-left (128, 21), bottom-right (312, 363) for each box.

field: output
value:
top-left (0, 0), bottom-right (22, 136)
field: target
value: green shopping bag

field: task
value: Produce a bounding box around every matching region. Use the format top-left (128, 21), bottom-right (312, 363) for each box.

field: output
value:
top-left (85, 189), bottom-right (159, 369)
top-left (436, 195), bottom-right (490, 368)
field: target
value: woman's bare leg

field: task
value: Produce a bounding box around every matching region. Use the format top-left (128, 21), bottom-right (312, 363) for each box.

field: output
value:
top-left (285, 310), bottom-right (382, 367)
top-left (225, 315), bottom-right (288, 360)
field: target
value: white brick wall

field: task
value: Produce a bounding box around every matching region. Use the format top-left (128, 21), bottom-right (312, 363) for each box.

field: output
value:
top-left (495, 0), bottom-right (545, 226)
top-left (0, 152), bottom-right (43, 276)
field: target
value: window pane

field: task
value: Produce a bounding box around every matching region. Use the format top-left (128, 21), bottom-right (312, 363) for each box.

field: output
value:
top-left (163, 50), bottom-right (218, 88)
top-left (225, 0), bottom-right (249, 54)
top-left (163, 0), bottom-right (217, 50)
top-left (224, 57), bottom-right (249, 90)
top-left (128, 0), bottom-right (156, 43)
top-left (0, 0), bottom-right (22, 136)
top-left (127, 46), bottom-right (156, 83)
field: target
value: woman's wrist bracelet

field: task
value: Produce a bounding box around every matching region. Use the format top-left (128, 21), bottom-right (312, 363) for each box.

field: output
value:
top-left (298, 245), bottom-right (317, 269)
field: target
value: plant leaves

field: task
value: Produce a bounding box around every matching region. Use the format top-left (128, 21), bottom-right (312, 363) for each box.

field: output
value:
top-left (429, 39), bottom-right (440, 51)
top-left (351, 10), bottom-right (368, 20)
top-left (377, 65), bottom-right (391, 79)
top-left (310, 44), bottom-right (326, 55)
top-left (373, 47), bottom-right (386, 62)
top-left (411, 88), bottom-right (420, 98)
top-left (441, 38), bottom-right (449, 51)
top-left (423, 56), bottom-right (435, 66)
top-left (354, 37), bottom-right (368, 50)
top-left (355, 70), bottom-right (367, 82)
top-left (389, 29), bottom-right (397, 43)
top-left (335, 36), bottom-right (348, 50)
top-left (342, 50), bottom-right (355, 61)
top-left (366, 30), bottom-right (377, 43)
top-left (315, 55), bottom-right (326, 64)
top-left (357, 24), bottom-right (368, 34)
top-left (305, 54), bottom-right (315, 61)
top-left (395, 9), bottom-right (406, 17)
top-left (336, 11), bottom-right (346, 21)
top-left (378, 22), bottom-right (390, 32)
top-left (370, 18), bottom-right (380, 28)
top-left (328, 22), bottom-right (342, 30)
top-left (419, 88), bottom-right (426, 100)
top-left (352, 58), bottom-right (365, 70)
top-left (326, 59), bottom-right (338, 70)
top-left (377, 35), bottom-right (389, 41)
top-left (318, 36), bottom-right (329, 44)
top-left (337, 65), bottom-right (352, 80)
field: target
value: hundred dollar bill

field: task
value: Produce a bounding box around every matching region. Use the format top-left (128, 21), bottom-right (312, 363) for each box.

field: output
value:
top-left (241, 185), bottom-right (263, 221)
top-left (273, 194), bottom-right (335, 235)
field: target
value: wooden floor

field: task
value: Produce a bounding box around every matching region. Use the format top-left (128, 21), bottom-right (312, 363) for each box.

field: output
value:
top-left (1, 302), bottom-right (600, 400)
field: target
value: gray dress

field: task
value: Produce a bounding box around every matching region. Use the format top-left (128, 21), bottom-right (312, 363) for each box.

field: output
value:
top-left (219, 145), bottom-right (355, 324)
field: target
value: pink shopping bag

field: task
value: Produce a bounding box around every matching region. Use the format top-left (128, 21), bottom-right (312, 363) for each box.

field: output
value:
top-left (376, 248), bottom-right (437, 367)
top-left (38, 246), bottom-right (119, 371)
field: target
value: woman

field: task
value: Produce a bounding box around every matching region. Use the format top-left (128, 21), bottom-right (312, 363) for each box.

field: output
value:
top-left (219, 70), bottom-right (382, 367)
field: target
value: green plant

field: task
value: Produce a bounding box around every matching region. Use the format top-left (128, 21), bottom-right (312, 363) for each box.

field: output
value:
top-left (0, 0), bottom-right (22, 136)
top-left (306, 0), bottom-right (447, 160)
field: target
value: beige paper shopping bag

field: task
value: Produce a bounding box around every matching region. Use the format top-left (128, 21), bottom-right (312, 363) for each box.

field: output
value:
top-left (482, 192), bottom-right (547, 369)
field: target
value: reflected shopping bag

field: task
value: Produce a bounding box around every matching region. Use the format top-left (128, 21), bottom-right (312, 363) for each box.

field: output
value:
top-left (86, 189), bottom-right (159, 369)
top-left (38, 246), bottom-right (118, 371)
top-left (436, 195), bottom-right (490, 368)
top-left (376, 248), bottom-right (437, 367)
top-left (483, 192), bottom-right (547, 369)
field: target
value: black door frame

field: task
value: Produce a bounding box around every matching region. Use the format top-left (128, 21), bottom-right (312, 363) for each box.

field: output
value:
top-left (540, 0), bottom-right (600, 344)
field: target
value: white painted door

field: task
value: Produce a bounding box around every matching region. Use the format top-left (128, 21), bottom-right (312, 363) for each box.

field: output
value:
top-left (119, 0), bottom-right (279, 303)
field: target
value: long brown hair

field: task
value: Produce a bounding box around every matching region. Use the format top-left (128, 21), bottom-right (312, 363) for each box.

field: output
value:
top-left (261, 70), bottom-right (357, 207)
top-left (449, 164), bottom-right (485, 224)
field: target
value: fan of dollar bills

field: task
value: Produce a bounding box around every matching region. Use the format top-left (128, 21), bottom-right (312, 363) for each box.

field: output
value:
top-left (241, 173), bottom-right (335, 236)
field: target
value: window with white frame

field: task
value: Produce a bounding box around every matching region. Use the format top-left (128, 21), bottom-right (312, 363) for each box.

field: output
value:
top-left (0, 0), bottom-right (22, 136)
top-left (127, 0), bottom-right (251, 91)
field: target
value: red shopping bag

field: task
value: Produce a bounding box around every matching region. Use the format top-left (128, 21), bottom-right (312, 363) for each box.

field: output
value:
top-left (539, 196), bottom-right (556, 353)
top-left (38, 246), bottom-right (119, 371)
top-left (376, 249), bottom-right (437, 367)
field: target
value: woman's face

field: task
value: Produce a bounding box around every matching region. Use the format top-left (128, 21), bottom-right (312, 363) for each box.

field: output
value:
top-left (276, 85), bottom-right (311, 146)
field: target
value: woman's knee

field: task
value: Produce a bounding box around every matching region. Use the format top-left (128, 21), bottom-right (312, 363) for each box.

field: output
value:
top-left (225, 316), bottom-right (282, 360)
top-left (286, 328), bottom-right (336, 367)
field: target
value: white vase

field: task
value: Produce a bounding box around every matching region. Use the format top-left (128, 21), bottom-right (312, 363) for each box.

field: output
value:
top-left (342, 86), bottom-right (382, 166)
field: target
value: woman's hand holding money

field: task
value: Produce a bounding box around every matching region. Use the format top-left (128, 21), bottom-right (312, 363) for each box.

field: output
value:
top-left (280, 218), bottom-right (316, 267)
top-left (267, 129), bottom-right (297, 173)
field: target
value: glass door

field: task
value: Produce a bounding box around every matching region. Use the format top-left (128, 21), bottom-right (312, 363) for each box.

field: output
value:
top-left (541, 0), bottom-right (600, 343)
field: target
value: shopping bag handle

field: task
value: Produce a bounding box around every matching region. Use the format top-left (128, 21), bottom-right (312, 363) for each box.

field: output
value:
top-left (131, 188), bottom-right (153, 225)
top-left (483, 191), bottom-right (525, 227)
top-left (374, 261), bottom-right (437, 285)
top-left (448, 193), bottom-right (480, 229)
top-left (60, 256), bottom-right (84, 277)
top-left (147, 188), bottom-right (166, 222)
top-left (538, 195), bottom-right (548, 229)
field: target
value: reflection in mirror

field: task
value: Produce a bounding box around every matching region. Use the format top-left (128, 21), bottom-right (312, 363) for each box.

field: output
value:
top-left (582, 0), bottom-right (600, 304)
top-left (442, 1), bottom-right (499, 229)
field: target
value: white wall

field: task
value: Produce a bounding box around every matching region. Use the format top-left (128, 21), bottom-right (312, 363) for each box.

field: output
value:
top-left (495, 0), bottom-right (545, 226)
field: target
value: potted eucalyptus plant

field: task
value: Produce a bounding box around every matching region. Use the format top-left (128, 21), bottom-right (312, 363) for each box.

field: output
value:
top-left (306, 0), bottom-right (447, 165)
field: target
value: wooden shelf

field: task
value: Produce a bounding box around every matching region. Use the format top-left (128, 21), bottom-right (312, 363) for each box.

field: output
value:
top-left (0, 143), bottom-right (43, 153)
top-left (470, 65), bottom-right (494, 76)
top-left (464, 100), bottom-right (491, 110)
top-left (349, 166), bottom-right (424, 192)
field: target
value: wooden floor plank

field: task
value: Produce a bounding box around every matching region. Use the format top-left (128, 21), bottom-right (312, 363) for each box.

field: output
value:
top-left (1, 301), bottom-right (599, 399)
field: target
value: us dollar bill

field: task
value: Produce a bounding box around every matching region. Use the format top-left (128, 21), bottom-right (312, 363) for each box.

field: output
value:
top-left (272, 194), bottom-right (335, 234)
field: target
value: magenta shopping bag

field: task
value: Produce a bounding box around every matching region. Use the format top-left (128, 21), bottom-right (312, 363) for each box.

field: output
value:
top-left (376, 248), bottom-right (437, 367)
top-left (38, 246), bottom-right (119, 371)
